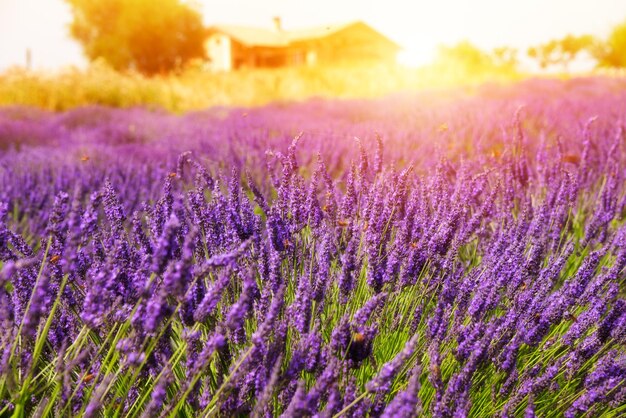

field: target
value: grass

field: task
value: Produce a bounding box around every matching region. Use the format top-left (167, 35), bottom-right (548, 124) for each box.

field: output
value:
top-left (0, 60), bottom-right (524, 112)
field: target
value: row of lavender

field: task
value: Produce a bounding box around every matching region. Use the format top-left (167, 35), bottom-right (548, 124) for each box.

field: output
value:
top-left (1, 78), bottom-right (625, 417)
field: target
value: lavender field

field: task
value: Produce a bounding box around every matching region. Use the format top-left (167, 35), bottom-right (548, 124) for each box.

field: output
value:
top-left (1, 77), bottom-right (625, 417)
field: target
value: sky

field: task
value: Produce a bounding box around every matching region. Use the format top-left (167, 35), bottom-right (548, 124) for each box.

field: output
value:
top-left (1, 0), bottom-right (626, 71)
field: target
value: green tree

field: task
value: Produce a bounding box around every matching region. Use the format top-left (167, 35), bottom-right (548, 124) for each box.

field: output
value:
top-left (65, 0), bottom-right (206, 75)
top-left (436, 41), bottom-right (496, 74)
top-left (491, 47), bottom-right (518, 70)
top-left (592, 19), bottom-right (626, 67)
top-left (527, 42), bottom-right (556, 69)
top-left (528, 35), bottom-right (595, 70)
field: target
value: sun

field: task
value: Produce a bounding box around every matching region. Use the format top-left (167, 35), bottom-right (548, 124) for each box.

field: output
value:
top-left (396, 44), bottom-right (436, 68)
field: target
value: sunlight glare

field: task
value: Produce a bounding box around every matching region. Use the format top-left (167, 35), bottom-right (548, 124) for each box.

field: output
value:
top-left (396, 44), bottom-right (436, 68)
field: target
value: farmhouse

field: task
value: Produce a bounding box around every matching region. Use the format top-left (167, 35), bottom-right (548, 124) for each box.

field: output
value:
top-left (205, 19), bottom-right (401, 71)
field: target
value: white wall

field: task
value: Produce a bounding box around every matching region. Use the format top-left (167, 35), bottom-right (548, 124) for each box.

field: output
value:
top-left (205, 34), bottom-right (232, 71)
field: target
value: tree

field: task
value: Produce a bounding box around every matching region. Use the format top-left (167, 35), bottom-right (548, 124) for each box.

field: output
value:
top-left (592, 19), bottom-right (626, 68)
top-left (491, 47), bottom-right (518, 70)
top-left (527, 41), bottom-right (558, 69)
top-left (65, 0), bottom-right (206, 75)
top-left (527, 35), bottom-right (595, 70)
top-left (435, 41), bottom-right (496, 74)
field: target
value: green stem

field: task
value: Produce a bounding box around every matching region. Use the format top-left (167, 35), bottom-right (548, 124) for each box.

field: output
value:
top-left (202, 345), bottom-right (254, 417)
top-left (332, 392), bottom-right (368, 418)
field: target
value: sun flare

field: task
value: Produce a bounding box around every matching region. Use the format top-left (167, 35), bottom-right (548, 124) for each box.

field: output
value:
top-left (396, 47), bottom-right (436, 68)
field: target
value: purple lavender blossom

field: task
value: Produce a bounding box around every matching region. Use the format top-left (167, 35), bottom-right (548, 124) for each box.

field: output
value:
top-left (1, 80), bottom-right (625, 416)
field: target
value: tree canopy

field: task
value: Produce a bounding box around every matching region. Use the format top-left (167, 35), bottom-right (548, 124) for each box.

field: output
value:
top-left (592, 19), bottom-right (626, 68)
top-left (65, 0), bottom-right (206, 75)
top-left (433, 42), bottom-right (518, 77)
top-left (435, 42), bottom-right (495, 74)
top-left (527, 35), bottom-right (595, 70)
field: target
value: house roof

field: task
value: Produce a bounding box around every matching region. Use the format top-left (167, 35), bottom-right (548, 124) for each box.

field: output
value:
top-left (206, 21), bottom-right (400, 49)
top-left (208, 24), bottom-right (289, 47)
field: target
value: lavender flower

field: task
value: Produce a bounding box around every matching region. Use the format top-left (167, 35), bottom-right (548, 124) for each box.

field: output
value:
top-left (1, 80), bottom-right (625, 416)
top-left (381, 363), bottom-right (423, 418)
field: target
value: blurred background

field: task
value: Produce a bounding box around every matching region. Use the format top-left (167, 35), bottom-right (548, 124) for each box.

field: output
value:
top-left (1, 0), bottom-right (626, 111)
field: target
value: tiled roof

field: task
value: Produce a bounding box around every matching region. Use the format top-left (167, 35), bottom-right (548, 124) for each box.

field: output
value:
top-left (208, 24), bottom-right (290, 47)
top-left (207, 21), bottom-right (399, 48)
